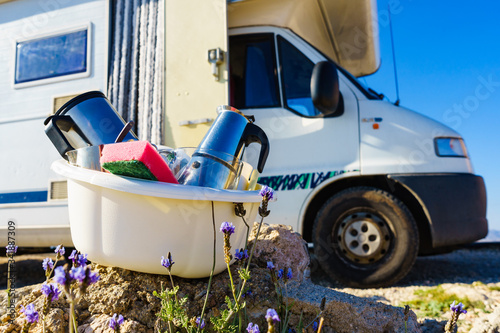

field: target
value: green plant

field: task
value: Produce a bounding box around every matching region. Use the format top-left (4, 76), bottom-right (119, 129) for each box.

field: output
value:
top-left (405, 285), bottom-right (484, 318)
top-left (154, 186), bottom-right (327, 333)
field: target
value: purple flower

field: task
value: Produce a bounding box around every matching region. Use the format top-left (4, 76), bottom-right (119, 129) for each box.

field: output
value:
top-left (259, 185), bottom-right (274, 201)
top-left (88, 270), bottom-right (100, 284)
top-left (70, 266), bottom-right (99, 285)
top-left (53, 266), bottom-right (67, 285)
top-left (267, 261), bottom-right (275, 270)
top-left (220, 222), bottom-right (235, 235)
top-left (41, 283), bottom-right (61, 302)
top-left (54, 245), bottom-right (65, 257)
top-left (450, 301), bottom-right (467, 314)
top-left (70, 266), bottom-right (86, 282)
top-left (312, 321), bottom-right (318, 331)
top-left (195, 316), bottom-right (206, 329)
top-left (247, 322), bottom-right (260, 333)
top-left (234, 248), bottom-right (249, 261)
top-left (6, 245), bottom-right (18, 255)
top-left (68, 250), bottom-right (78, 264)
top-left (277, 269), bottom-right (284, 280)
top-left (287, 268), bottom-right (293, 280)
top-left (109, 313), bottom-right (124, 330)
top-left (42, 258), bottom-right (54, 271)
top-left (77, 253), bottom-right (88, 267)
top-left (161, 254), bottom-right (174, 269)
top-left (20, 303), bottom-right (39, 324)
top-left (265, 308), bottom-right (280, 322)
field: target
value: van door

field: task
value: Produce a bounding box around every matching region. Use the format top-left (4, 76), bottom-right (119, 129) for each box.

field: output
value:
top-left (229, 28), bottom-right (360, 229)
top-left (164, 0), bottom-right (229, 147)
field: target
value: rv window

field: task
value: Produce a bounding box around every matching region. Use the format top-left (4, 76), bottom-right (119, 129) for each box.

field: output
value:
top-left (277, 36), bottom-right (320, 117)
top-left (15, 28), bottom-right (89, 85)
top-left (229, 34), bottom-right (280, 109)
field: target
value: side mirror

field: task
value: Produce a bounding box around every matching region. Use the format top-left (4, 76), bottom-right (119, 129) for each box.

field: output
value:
top-left (311, 61), bottom-right (342, 116)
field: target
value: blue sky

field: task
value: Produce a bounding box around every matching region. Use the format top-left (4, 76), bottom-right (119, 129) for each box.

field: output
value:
top-left (361, 0), bottom-right (500, 234)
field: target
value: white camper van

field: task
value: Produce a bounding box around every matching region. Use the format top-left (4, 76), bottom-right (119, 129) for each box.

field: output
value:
top-left (0, 0), bottom-right (487, 287)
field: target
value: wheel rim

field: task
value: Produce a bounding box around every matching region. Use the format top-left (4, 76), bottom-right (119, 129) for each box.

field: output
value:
top-left (336, 211), bottom-right (392, 265)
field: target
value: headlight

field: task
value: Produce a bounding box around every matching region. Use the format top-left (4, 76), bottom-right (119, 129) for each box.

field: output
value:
top-left (434, 137), bottom-right (467, 157)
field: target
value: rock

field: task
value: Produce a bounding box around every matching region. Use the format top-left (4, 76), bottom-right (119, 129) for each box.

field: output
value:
top-left (283, 281), bottom-right (421, 333)
top-left (45, 308), bottom-right (66, 333)
top-left (0, 223), bottom-right (421, 333)
top-left (470, 306), bottom-right (500, 333)
top-left (247, 223), bottom-right (310, 281)
top-left (77, 314), bottom-right (149, 333)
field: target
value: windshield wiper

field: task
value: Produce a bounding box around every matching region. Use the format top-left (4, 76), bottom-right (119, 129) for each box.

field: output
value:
top-left (368, 88), bottom-right (384, 100)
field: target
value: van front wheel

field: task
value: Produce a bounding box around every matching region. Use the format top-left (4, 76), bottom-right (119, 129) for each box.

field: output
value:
top-left (312, 187), bottom-right (418, 288)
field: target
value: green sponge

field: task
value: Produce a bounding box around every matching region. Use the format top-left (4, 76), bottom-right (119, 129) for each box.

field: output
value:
top-left (101, 160), bottom-right (157, 181)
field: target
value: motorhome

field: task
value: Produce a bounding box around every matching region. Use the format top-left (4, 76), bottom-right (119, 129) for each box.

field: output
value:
top-left (0, 0), bottom-right (487, 287)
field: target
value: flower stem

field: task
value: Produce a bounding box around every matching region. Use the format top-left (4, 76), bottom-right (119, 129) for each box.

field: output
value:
top-left (69, 301), bottom-right (75, 333)
top-left (245, 215), bottom-right (264, 274)
top-left (241, 215), bottom-right (250, 250)
top-left (168, 271), bottom-right (178, 303)
top-left (227, 261), bottom-right (238, 305)
top-left (7, 258), bottom-right (11, 307)
top-left (223, 214), bottom-right (266, 329)
top-left (198, 201), bottom-right (217, 333)
top-left (317, 317), bottom-right (324, 333)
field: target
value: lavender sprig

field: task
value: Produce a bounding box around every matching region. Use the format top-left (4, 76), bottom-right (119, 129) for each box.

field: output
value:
top-left (265, 308), bottom-right (280, 333)
top-left (6, 245), bottom-right (18, 256)
top-left (195, 316), bottom-right (206, 329)
top-left (258, 186), bottom-right (274, 217)
top-left (247, 322), bottom-right (260, 333)
top-left (444, 301), bottom-right (467, 333)
top-left (20, 303), bottom-right (39, 333)
top-left (109, 313), bottom-right (124, 332)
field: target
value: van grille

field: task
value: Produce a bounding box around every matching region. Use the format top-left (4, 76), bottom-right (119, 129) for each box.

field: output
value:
top-left (49, 180), bottom-right (68, 200)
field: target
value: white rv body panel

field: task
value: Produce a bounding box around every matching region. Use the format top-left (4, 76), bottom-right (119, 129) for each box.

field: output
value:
top-left (358, 100), bottom-right (473, 175)
top-left (0, 0), bottom-right (109, 247)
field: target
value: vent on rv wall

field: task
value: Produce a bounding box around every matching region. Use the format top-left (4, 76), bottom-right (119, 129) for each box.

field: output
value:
top-left (49, 180), bottom-right (68, 200)
top-left (52, 94), bottom-right (80, 114)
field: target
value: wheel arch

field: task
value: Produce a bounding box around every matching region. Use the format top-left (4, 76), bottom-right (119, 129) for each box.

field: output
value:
top-left (300, 175), bottom-right (434, 254)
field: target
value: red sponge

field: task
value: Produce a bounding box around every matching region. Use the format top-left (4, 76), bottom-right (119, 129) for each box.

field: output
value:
top-left (100, 141), bottom-right (178, 184)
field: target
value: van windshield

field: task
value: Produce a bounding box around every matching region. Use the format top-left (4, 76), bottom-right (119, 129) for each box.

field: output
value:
top-left (335, 65), bottom-right (382, 100)
top-left (299, 35), bottom-right (383, 100)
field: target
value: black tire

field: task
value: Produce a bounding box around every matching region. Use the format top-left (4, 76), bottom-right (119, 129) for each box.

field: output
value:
top-left (312, 186), bottom-right (418, 288)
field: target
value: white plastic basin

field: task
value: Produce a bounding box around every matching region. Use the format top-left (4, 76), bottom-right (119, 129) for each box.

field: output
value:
top-left (52, 159), bottom-right (262, 278)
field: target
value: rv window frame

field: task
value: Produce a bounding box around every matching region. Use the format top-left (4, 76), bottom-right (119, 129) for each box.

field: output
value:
top-left (13, 23), bottom-right (92, 89)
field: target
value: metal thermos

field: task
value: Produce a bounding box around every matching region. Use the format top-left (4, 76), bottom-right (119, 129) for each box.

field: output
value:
top-left (177, 106), bottom-right (269, 189)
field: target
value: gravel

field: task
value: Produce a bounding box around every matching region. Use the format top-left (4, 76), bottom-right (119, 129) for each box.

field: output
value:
top-left (310, 243), bottom-right (500, 288)
top-left (309, 243), bottom-right (500, 332)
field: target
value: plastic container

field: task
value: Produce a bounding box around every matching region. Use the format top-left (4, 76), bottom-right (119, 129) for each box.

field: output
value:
top-left (51, 159), bottom-right (262, 278)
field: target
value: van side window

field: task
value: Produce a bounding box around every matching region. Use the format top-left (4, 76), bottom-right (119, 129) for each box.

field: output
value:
top-left (277, 36), bottom-right (319, 117)
top-left (229, 34), bottom-right (280, 109)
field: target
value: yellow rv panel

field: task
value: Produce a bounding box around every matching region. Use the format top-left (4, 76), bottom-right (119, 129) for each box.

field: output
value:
top-left (164, 0), bottom-right (228, 147)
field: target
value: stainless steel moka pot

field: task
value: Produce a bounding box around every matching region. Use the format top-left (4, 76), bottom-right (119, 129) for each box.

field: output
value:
top-left (177, 106), bottom-right (270, 189)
